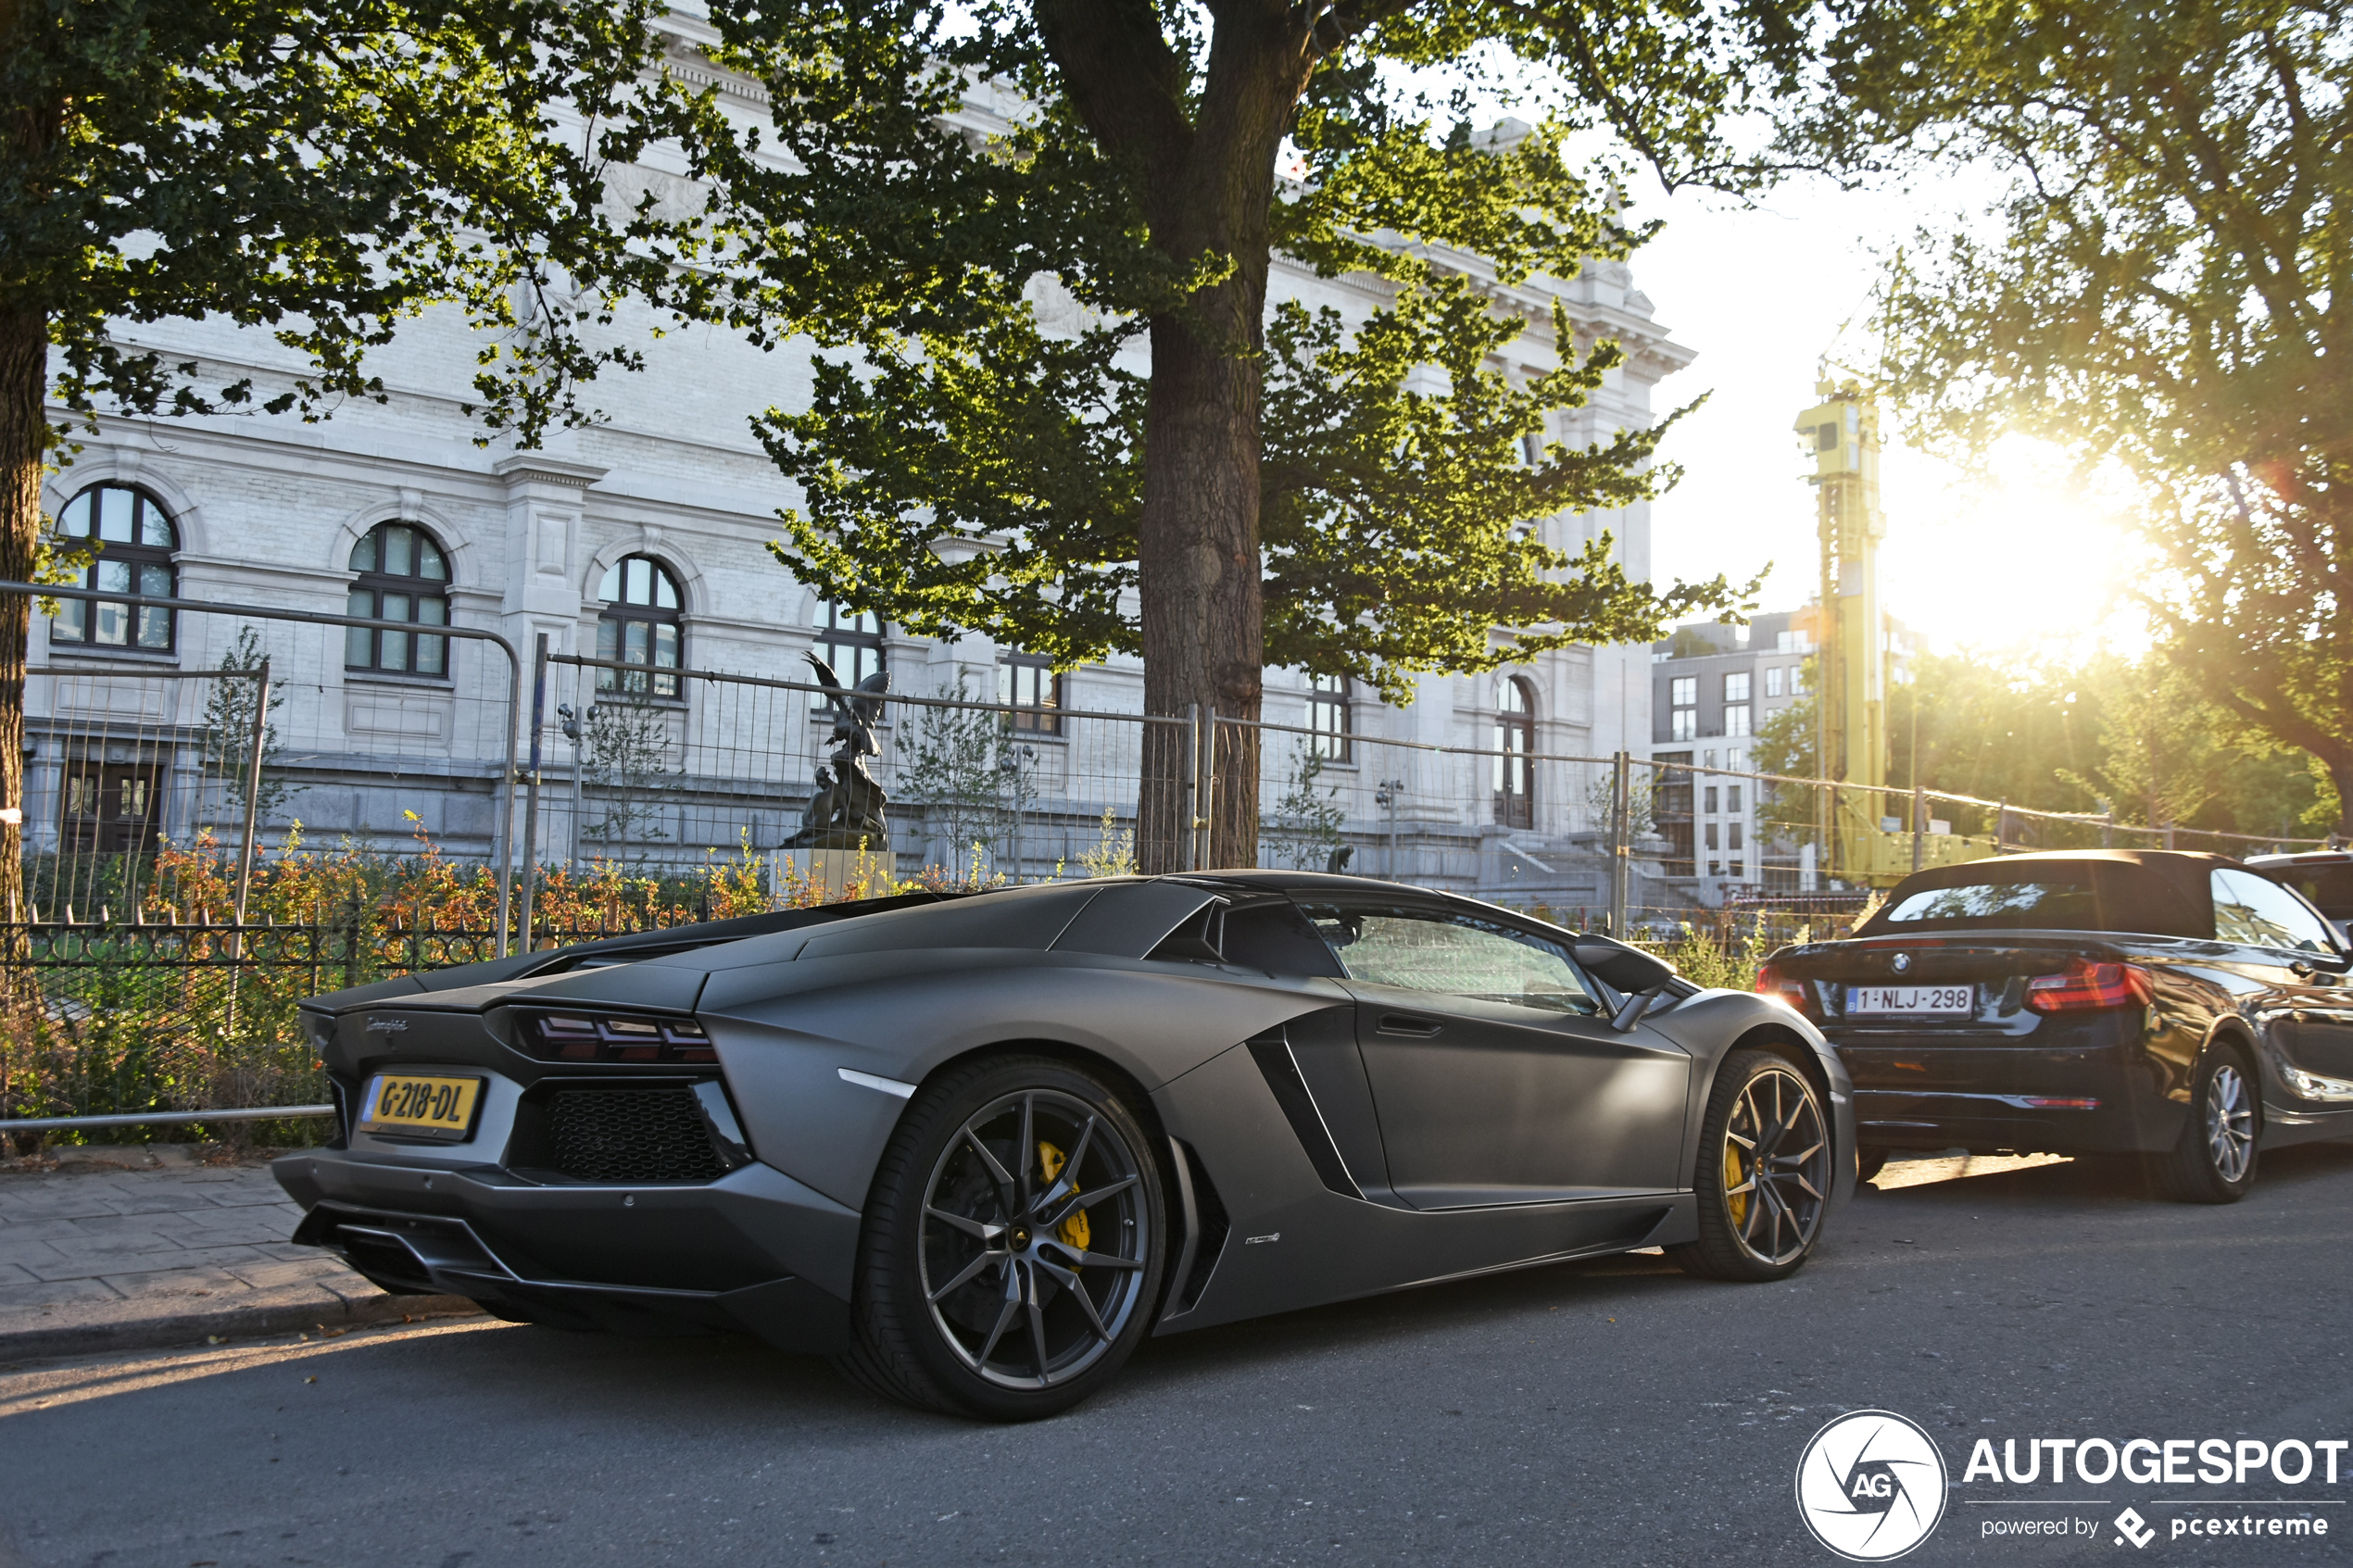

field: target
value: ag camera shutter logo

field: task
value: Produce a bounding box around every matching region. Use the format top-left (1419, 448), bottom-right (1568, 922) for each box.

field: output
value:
top-left (1795, 1409), bottom-right (1949, 1561)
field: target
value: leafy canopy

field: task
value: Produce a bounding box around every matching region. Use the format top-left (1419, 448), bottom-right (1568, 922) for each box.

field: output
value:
top-left (1793, 0), bottom-right (2353, 820)
top-left (1, 0), bottom-right (734, 445)
top-left (691, 2), bottom-right (1799, 699)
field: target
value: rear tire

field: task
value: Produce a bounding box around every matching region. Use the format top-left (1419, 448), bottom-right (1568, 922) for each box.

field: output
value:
top-left (1667, 1049), bottom-right (1834, 1283)
top-left (2153, 1045), bottom-right (2259, 1204)
top-left (836, 1054), bottom-right (1166, 1421)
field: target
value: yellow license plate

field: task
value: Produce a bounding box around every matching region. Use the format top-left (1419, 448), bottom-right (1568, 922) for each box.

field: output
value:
top-left (358, 1073), bottom-right (483, 1142)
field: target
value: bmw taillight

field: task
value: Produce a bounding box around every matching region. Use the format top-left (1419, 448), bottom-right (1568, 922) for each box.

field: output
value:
top-left (512, 1010), bottom-right (717, 1063)
top-left (2023, 959), bottom-right (2154, 1014)
top-left (1755, 962), bottom-right (1812, 1015)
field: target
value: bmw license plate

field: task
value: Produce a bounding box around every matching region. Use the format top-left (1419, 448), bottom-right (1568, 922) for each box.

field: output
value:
top-left (357, 1073), bottom-right (483, 1141)
top-left (1845, 985), bottom-right (1973, 1018)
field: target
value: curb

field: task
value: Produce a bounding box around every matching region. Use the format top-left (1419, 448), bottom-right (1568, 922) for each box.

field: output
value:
top-left (0, 1292), bottom-right (485, 1362)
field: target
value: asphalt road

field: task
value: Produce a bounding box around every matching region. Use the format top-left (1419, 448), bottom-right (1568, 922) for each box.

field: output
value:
top-left (4, 1145), bottom-right (2350, 1568)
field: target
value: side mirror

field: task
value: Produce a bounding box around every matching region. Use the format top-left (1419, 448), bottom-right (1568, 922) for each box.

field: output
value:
top-left (1572, 936), bottom-right (1676, 997)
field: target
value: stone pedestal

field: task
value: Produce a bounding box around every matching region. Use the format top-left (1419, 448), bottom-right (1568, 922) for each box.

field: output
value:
top-left (776, 846), bottom-right (887, 900)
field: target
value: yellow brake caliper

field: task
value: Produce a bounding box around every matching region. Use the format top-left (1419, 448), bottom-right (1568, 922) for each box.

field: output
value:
top-left (1724, 1138), bottom-right (1749, 1229)
top-left (1038, 1142), bottom-right (1090, 1255)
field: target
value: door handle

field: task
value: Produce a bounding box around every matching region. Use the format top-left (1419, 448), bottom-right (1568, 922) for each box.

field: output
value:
top-left (1378, 1013), bottom-right (1443, 1036)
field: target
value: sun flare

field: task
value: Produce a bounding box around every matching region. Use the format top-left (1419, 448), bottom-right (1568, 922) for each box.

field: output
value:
top-left (1881, 434), bottom-right (2148, 655)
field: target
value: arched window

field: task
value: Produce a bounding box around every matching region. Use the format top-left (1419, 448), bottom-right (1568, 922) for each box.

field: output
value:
top-left (346, 522), bottom-right (450, 676)
top-left (813, 600), bottom-right (884, 688)
top-left (597, 555), bottom-right (684, 697)
top-left (52, 483), bottom-right (176, 652)
top-left (1492, 676), bottom-right (1535, 828)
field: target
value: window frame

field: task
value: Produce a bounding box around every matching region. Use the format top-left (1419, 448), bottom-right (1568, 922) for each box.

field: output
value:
top-left (812, 600), bottom-right (885, 694)
top-left (597, 555), bottom-right (686, 700)
top-left (2211, 868), bottom-right (2338, 955)
top-left (1296, 899), bottom-right (1607, 1016)
top-left (1492, 675), bottom-right (1535, 829)
top-left (1307, 672), bottom-right (1353, 762)
top-left (51, 483), bottom-right (178, 655)
top-left (345, 521), bottom-right (453, 680)
top-left (998, 649), bottom-right (1064, 736)
top-left (1723, 671), bottom-right (1752, 703)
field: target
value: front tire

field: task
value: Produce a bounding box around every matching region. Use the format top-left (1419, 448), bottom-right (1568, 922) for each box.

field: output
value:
top-left (837, 1055), bottom-right (1166, 1421)
top-left (1668, 1049), bottom-right (1834, 1282)
top-left (2153, 1045), bottom-right (2259, 1204)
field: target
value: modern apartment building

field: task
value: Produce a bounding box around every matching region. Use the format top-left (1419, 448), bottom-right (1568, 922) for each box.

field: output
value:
top-left (1646, 608), bottom-right (1919, 898)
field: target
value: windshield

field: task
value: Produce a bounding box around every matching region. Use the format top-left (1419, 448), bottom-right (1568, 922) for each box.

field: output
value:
top-left (1872, 879), bottom-right (2105, 932)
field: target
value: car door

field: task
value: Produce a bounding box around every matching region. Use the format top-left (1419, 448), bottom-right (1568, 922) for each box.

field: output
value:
top-left (1294, 897), bottom-right (1692, 1209)
top-left (2210, 868), bottom-right (2353, 1082)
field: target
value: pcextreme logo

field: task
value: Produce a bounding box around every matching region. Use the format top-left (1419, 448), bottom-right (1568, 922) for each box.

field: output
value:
top-left (1795, 1410), bottom-right (1951, 1562)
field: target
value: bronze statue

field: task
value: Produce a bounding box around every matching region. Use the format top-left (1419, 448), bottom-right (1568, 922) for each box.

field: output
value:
top-left (784, 652), bottom-right (892, 850)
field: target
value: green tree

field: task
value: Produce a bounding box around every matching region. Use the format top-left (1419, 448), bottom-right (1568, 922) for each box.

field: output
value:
top-left (0, 0), bottom-right (730, 926)
top-left (893, 680), bottom-right (1014, 872)
top-left (579, 698), bottom-right (679, 862)
top-left (689, 2), bottom-right (1793, 867)
top-left (1759, 646), bottom-right (2322, 844)
top-left (1799, 0), bottom-right (2353, 829)
top-left (200, 626), bottom-right (296, 824)
top-left (1264, 744), bottom-right (1347, 871)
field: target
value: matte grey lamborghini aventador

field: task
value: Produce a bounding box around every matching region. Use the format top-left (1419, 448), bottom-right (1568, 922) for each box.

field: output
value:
top-left (276, 873), bottom-right (1856, 1419)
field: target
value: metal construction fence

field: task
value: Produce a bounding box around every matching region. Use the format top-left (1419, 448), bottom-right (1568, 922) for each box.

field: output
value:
top-left (0, 576), bottom-right (2333, 1141)
top-left (517, 650), bottom-right (1193, 899)
top-left (1206, 718), bottom-right (2331, 936)
top-left (1, 579), bottom-right (523, 935)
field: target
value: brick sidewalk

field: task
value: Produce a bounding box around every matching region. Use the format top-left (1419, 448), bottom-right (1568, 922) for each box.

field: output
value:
top-left (0, 1153), bottom-right (477, 1360)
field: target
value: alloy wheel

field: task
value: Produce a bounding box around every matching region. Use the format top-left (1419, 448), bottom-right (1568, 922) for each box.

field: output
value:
top-left (1720, 1066), bottom-right (1831, 1267)
top-left (2204, 1062), bottom-right (2255, 1184)
top-left (917, 1089), bottom-right (1153, 1389)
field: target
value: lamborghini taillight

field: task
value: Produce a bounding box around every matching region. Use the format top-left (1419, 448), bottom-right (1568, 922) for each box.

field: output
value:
top-left (2023, 959), bottom-right (2154, 1014)
top-left (511, 1010), bottom-right (717, 1063)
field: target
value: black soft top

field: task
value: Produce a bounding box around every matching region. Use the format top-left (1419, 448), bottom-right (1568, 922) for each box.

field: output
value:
top-left (1856, 849), bottom-right (2230, 940)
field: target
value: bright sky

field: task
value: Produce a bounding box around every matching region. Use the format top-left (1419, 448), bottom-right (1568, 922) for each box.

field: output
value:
top-left (1623, 171), bottom-right (2149, 659)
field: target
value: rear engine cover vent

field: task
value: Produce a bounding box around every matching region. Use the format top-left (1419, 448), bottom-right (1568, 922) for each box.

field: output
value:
top-left (546, 1087), bottom-right (727, 1184)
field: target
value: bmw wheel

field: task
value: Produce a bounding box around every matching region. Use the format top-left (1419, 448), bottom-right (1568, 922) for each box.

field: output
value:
top-left (838, 1055), bottom-right (1166, 1420)
top-left (1668, 1049), bottom-right (1833, 1283)
top-left (2154, 1045), bottom-right (2259, 1204)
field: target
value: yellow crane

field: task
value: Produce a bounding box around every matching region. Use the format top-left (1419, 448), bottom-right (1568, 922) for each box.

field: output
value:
top-left (1793, 379), bottom-right (1987, 884)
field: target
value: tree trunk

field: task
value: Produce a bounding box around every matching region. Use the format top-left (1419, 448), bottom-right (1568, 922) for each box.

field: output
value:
top-left (1035, 5), bottom-right (1308, 873)
top-left (0, 307), bottom-right (43, 972)
top-left (1137, 300), bottom-right (1265, 872)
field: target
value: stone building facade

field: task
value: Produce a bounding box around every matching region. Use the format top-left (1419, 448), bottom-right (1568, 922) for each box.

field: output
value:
top-left (33, 78), bottom-right (1691, 906)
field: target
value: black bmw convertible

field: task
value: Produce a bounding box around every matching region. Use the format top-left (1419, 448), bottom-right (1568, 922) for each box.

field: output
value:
top-left (1757, 849), bottom-right (2353, 1201)
top-left (276, 872), bottom-right (1854, 1418)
